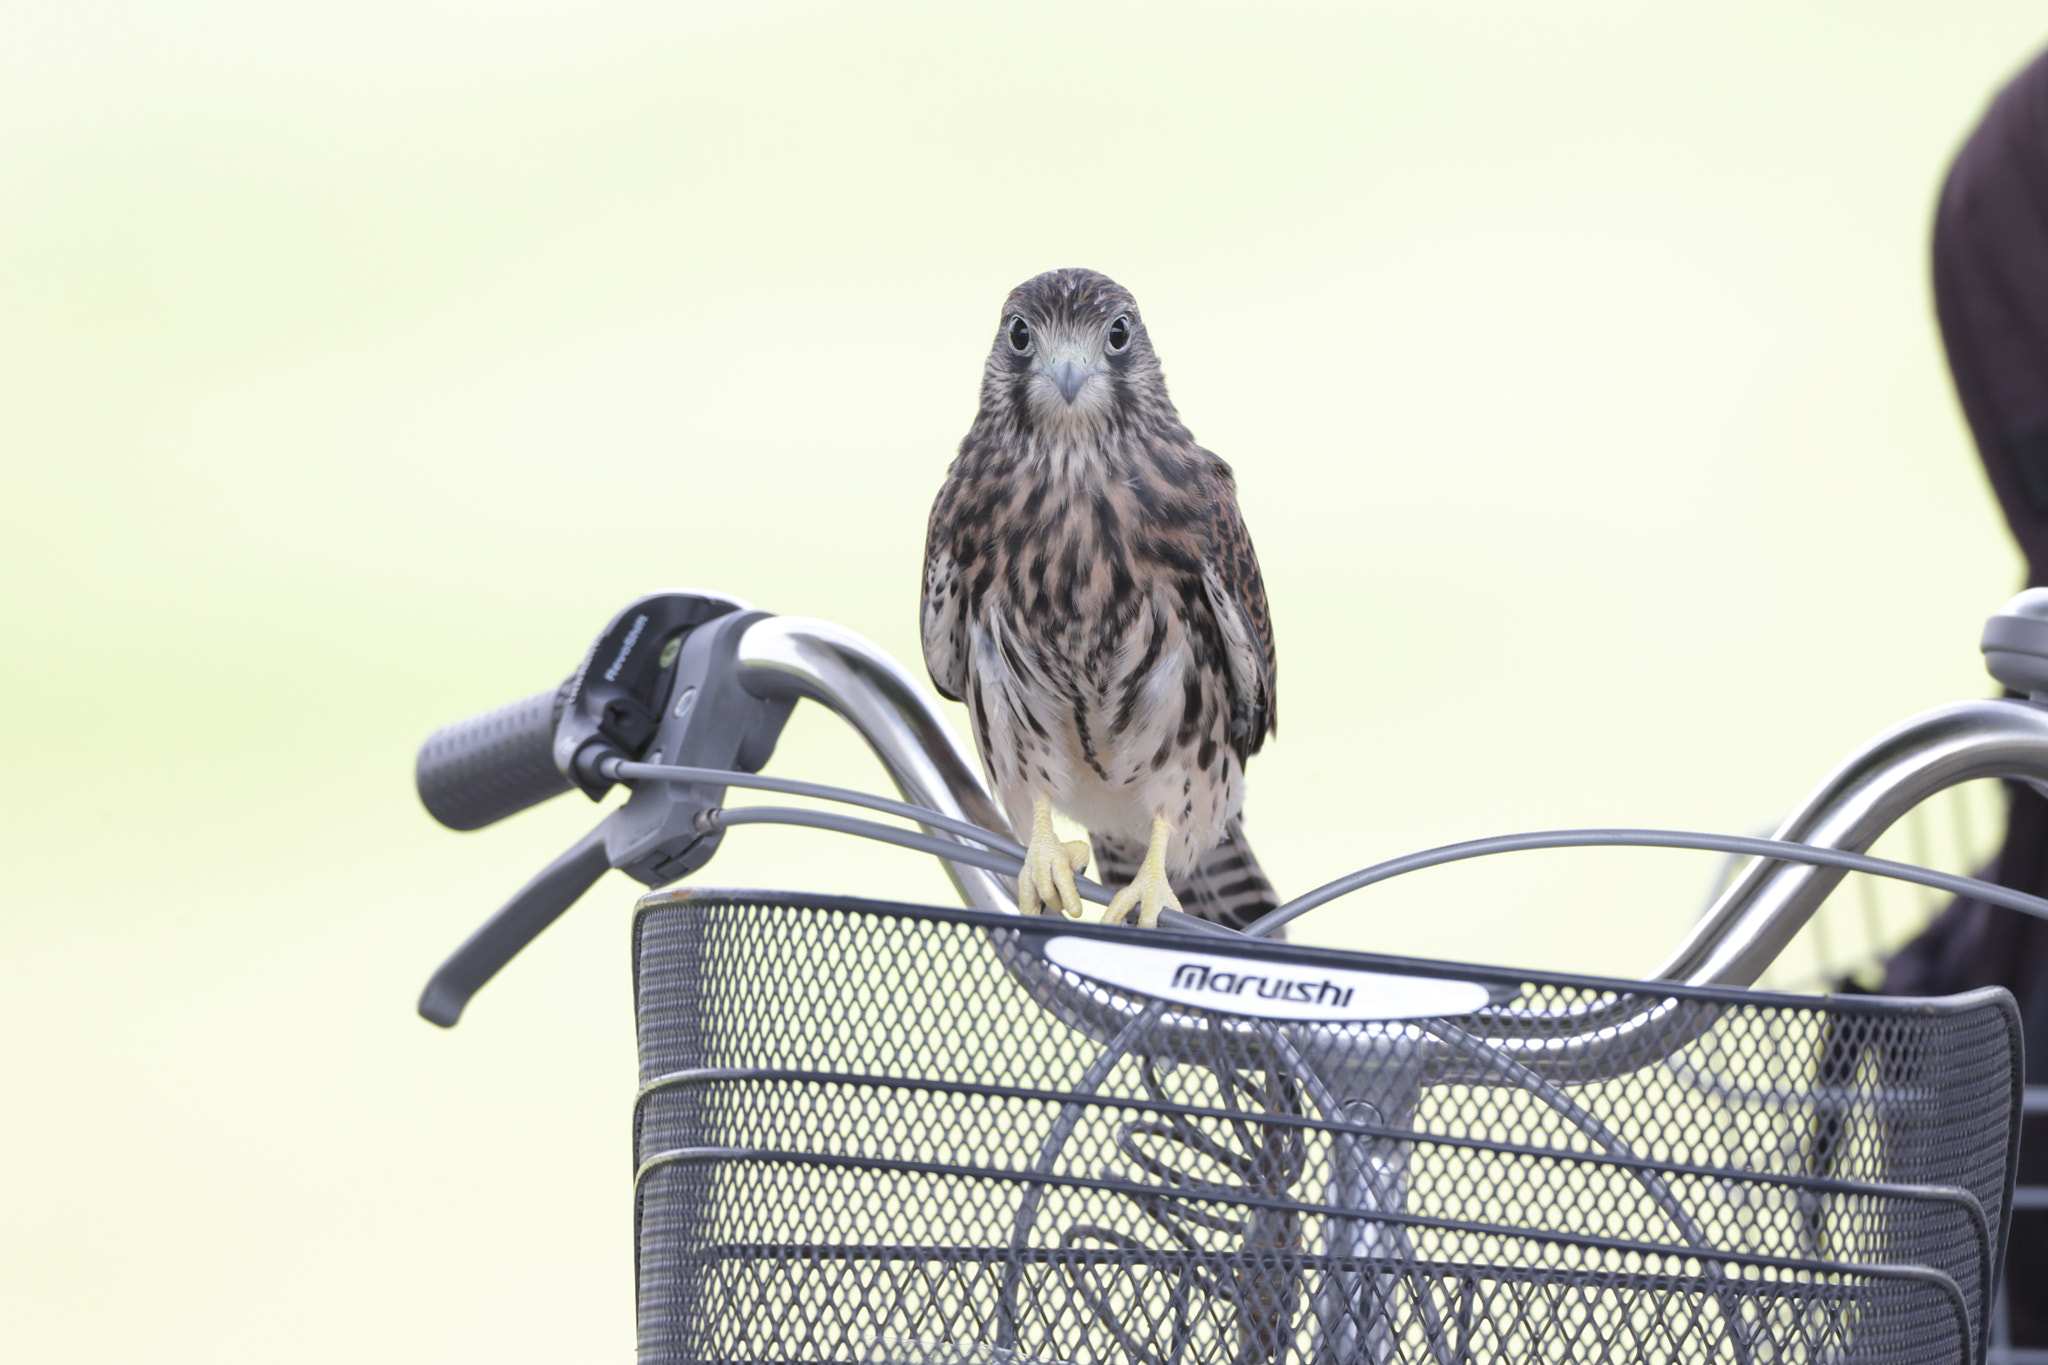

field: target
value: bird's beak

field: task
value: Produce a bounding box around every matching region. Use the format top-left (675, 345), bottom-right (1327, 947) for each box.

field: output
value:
top-left (1052, 358), bottom-right (1090, 404)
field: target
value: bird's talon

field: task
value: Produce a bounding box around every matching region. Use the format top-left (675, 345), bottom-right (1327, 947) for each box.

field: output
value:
top-left (1103, 813), bottom-right (1182, 928)
top-left (1103, 863), bottom-right (1181, 929)
top-left (1018, 795), bottom-right (1088, 919)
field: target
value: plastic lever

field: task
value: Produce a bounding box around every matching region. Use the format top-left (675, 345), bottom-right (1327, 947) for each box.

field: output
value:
top-left (417, 826), bottom-right (612, 1027)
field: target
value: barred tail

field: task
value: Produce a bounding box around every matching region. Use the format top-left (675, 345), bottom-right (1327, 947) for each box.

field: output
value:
top-left (1092, 816), bottom-right (1282, 939)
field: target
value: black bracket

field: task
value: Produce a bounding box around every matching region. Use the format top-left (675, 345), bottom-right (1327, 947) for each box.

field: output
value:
top-left (418, 600), bottom-right (794, 1027)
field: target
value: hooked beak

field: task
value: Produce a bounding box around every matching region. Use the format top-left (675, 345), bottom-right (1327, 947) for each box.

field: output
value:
top-left (1051, 358), bottom-right (1091, 404)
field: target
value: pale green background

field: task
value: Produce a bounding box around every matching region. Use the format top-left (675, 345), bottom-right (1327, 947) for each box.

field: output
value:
top-left (3, 2), bottom-right (2042, 1359)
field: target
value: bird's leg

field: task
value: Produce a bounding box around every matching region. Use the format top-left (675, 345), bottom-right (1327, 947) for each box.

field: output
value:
top-left (1016, 793), bottom-right (1091, 919)
top-left (1103, 813), bottom-right (1183, 929)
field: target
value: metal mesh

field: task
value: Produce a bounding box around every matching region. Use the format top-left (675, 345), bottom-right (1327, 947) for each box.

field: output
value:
top-left (633, 892), bottom-right (2022, 1365)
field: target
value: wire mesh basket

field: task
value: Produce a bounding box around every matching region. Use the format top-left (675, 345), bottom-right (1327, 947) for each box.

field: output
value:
top-left (632, 892), bottom-right (2023, 1365)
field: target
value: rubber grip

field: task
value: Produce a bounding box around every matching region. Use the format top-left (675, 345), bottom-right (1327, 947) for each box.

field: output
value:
top-left (416, 686), bottom-right (572, 830)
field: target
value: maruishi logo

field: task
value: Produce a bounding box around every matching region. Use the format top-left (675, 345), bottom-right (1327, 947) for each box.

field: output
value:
top-left (1168, 961), bottom-right (1355, 1008)
top-left (1038, 935), bottom-right (1492, 1023)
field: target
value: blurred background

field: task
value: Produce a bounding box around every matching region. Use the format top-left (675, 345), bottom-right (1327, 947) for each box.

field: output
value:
top-left (4, 1), bottom-right (2044, 1359)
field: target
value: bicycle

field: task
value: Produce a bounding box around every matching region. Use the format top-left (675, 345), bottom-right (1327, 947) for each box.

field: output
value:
top-left (413, 588), bottom-right (2048, 1364)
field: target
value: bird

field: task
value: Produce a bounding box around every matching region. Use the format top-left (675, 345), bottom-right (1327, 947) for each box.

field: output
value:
top-left (921, 268), bottom-right (1279, 932)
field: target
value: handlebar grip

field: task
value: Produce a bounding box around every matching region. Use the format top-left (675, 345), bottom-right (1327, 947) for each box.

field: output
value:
top-left (416, 686), bottom-right (572, 831)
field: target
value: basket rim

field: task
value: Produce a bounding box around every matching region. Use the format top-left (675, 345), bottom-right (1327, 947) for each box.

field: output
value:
top-left (633, 886), bottom-right (2023, 1020)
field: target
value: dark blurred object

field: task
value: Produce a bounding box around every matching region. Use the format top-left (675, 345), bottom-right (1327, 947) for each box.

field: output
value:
top-left (1936, 45), bottom-right (2048, 586)
top-left (1881, 782), bottom-right (2048, 1345)
top-left (1886, 41), bottom-right (2048, 1347)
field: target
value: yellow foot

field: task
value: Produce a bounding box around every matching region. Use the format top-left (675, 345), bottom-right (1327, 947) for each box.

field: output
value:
top-left (1017, 793), bottom-right (1091, 919)
top-left (1103, 813), bottom-right (1183, 929)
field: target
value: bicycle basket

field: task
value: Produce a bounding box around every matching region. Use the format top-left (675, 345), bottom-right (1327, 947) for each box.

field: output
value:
top-left (632, 892), bottom-right (2022, 1365)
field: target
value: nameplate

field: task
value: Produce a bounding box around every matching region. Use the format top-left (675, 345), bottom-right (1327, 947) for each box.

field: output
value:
top-left (1038, 935), bottom-right (1493, 1022)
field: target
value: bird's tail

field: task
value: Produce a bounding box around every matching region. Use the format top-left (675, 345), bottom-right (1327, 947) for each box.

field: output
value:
top-left (1092, 816), bottom-right (1282, 939)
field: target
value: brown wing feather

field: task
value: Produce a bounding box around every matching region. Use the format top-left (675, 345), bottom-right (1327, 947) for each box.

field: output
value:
top-left (920, 464), bottom-right (972, 703)
top-left (1197, 449), bottom-right (1277, 750)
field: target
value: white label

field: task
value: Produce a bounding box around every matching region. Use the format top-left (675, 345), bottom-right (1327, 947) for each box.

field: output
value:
top-left (1040, 936), bottom-right (1493, 1023)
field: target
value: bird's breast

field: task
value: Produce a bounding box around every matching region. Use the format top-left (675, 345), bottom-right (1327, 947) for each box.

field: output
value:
top-left (968, 578), bottom-right (1238, 850)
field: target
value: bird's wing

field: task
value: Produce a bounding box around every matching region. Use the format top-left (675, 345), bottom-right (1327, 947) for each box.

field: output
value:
top-left (921, 476), bottom-right (971, 703)
top-left (1196, 451), bottom-right (1277, 753)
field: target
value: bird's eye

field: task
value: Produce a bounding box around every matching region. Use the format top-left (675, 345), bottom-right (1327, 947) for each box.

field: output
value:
top-left (1107, 315), bottom-right (1131, 353)
top-left (1006, 316), bottom-right (1032, 353)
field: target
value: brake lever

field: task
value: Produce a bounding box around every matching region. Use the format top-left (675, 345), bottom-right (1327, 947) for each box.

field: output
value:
top-left (418, 609), bottom-right (794, 1027)
top-left (417, 826), bottom-right (613, 1027)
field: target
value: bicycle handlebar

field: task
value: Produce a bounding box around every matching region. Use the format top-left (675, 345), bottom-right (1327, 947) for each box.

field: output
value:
top-left (411, 588), bottom-right (2048, 1064)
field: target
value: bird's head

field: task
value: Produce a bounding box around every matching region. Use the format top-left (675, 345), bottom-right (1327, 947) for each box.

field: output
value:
top-left (980, 268), bottom-right (1169, 435)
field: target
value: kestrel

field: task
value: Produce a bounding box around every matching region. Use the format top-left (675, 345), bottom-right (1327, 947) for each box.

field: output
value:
top-left (921, 268), bottom-right (1279, 931)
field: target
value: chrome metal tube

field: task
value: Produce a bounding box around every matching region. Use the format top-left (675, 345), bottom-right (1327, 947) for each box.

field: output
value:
top-left (734, 616), bottom-right (1017, 915)
top-left (1654, 697), bottom-right (2048, 987)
